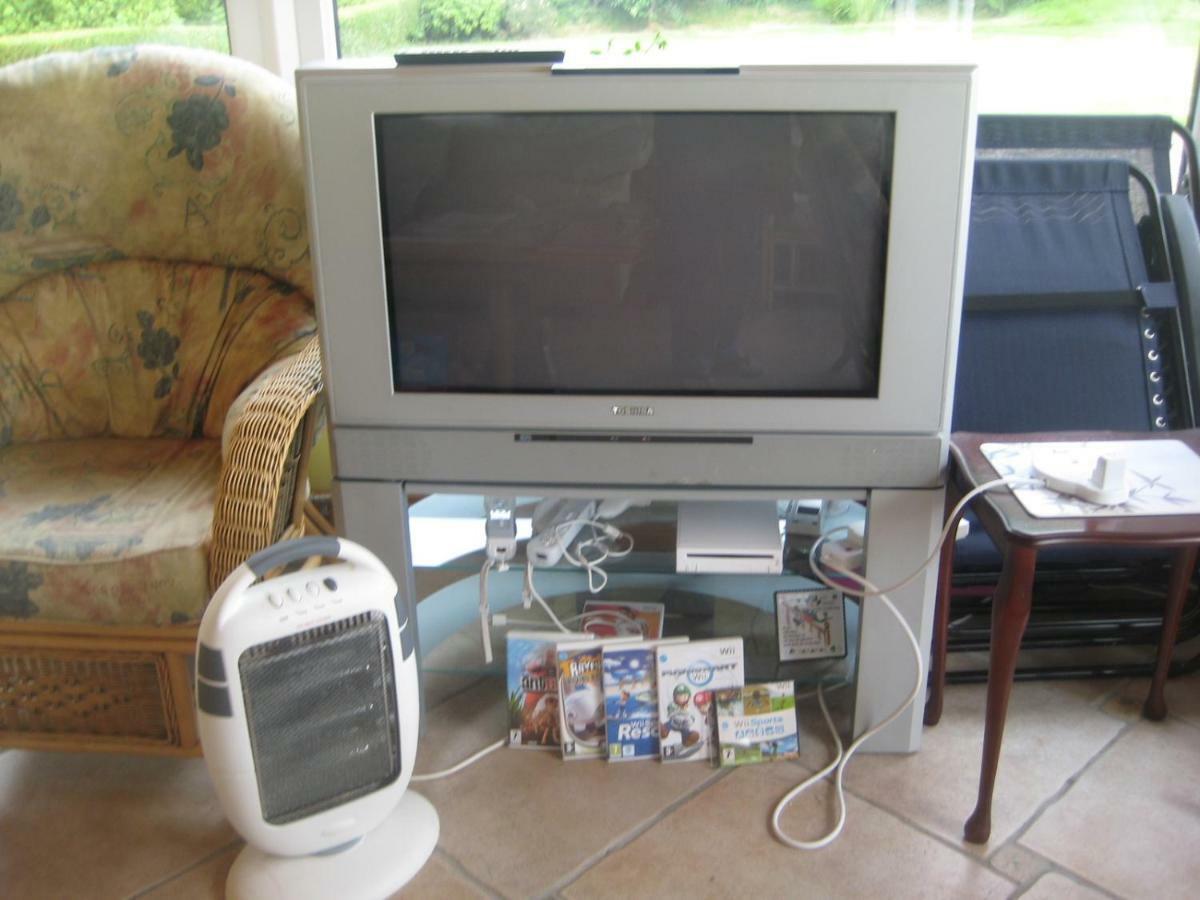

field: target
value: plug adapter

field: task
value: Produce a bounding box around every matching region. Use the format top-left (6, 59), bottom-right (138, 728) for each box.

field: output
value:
top-left (485, 496), bottom-right (517, 563)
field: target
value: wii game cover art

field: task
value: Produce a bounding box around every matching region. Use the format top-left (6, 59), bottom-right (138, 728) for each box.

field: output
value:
top-left (581, 600), bottom-right (665, 640)
top-left (557, 641), bottom-right (608, 760)
top-left (656, 637), bottom-right (745, 763)
top-left (507, 631), bottom-right (572, 750)
top-left (715, 681), bottom-right (800, 767)
top-left (602, 639), bottom-right (684, 761)
top-left (775, 588), bottom-right (847, 662)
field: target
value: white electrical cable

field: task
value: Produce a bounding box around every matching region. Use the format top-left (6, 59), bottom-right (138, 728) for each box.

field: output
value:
top-left (479, 558), bottom-right (495, 664)
top-left (523, 560), bottom-right (574, 633)
top-left (556, 518), bottom-right (634, 593)
top-left (816, 476), bottom-right (1045, 601)
top-left (771, 474), bottom-right (1042, 850)
top-left (409, 738), bottom-right (506, 782)
top-left (771, 559), bottom-right (921, 850)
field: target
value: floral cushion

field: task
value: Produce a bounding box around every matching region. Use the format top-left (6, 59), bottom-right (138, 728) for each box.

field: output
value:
top-left (0, 45), bottom-right (311, 300)
top-left (0, 438), bottom-right (221, 626)
top-left (0, 259), bottom-right (313, 444)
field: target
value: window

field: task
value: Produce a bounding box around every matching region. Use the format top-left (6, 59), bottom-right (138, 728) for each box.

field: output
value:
top-left (0, 1), bottom-right (230, 69)
top-left (333, 0), bottom-right (1199, 120)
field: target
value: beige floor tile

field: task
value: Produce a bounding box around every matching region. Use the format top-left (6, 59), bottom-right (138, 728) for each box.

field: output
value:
top-left (1020, 718), bottom-right (1200, 900)
top-left (989, 843), bottom-right (1053, 888)
top-left (139, 844), bottom-right (240, 899)
top-left (414, 677), bottom-right (723, 898)
top-left (393, 852), bottom-right (494, 900)
top-left (563, 762), bottom-right (1015, 900)
top-left (0, 750), bottom-right (236, 899)
top-left (844, 679), bottom-right (1126, 852)
top-left (1019, 872), bottom-right (1111, 900)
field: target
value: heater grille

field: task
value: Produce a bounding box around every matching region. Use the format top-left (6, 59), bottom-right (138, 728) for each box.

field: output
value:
top-left (239, 611), bottom-right (401, 825)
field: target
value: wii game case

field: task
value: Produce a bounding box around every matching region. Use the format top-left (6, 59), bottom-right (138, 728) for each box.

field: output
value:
top-left (656, 637), bottom-right (745, 763)
top-left (557, 635), bottom-right (640, 760)
top-left (506, 630), bottom-right (586, 750)
top-left (775, 588), bottom-right (847, 662)
top-left (602, 637), bottom-right (688, 762)
top-left (715, 681), bottom-right (800, 767)
top-left (581, 600), bottom-right (665, 640)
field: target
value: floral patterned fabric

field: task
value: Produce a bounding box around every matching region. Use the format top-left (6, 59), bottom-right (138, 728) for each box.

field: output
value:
top-left (0, 46), bottom-right (317, 626)
top-left (0, 439), bottom-right (220, 625)
top-left (0, 259), bottom-right (312, 443)
top-left (0, 45), bottom-right (311, 299)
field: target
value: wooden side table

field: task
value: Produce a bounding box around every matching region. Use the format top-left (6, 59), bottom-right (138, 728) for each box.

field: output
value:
top-left (925, 430), bottom-right (1200, 844)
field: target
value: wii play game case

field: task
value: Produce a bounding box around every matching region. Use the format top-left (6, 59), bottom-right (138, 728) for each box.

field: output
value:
top-left (507, 630), bottom-right (586, 750)
top-left (656, 637), bottom-right (745, 763)
top-left (602, 637), bottom-right (687, 762)
top-left (581, 600), bottom-right (665, 640)
top-left (775, 588), bottom-right (847, 662)
top-left (715, 681), bottom-right (800, 767)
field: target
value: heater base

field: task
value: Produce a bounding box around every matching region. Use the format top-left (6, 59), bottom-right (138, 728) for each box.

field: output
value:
top-left (227, 791), bottom-right (440, 900)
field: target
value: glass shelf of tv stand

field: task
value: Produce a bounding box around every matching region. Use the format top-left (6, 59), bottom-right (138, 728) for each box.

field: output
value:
top-left (410, 495), bottom-right (863, 694)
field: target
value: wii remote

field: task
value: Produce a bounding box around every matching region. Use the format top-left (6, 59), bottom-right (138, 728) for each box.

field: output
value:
top-left (527, 499), bottom-right (597, 567)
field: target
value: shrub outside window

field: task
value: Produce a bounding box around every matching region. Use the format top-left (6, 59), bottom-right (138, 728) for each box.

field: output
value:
top-left (0, 1), bottom-right (230, 68)
top-left (334, 0), bottom-right (1200, 120)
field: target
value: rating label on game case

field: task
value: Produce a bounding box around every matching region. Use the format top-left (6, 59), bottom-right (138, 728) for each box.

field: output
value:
top-left (775, 588), bottom-right (847, 661)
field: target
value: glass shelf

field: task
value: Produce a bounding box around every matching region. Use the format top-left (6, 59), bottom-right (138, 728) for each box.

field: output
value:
top-left (410, 493), bottom-right (865, 694)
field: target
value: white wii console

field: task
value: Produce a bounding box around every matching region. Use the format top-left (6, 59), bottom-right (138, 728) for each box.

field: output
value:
top-left (676, 501), bottom-right (784, 575)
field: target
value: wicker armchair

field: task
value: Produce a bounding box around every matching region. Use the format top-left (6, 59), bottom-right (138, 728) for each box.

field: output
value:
top-left (0, 46), bottom-right (323, 755)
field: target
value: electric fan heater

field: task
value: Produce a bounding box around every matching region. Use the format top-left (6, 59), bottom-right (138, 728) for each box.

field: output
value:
top-left (196, 537), bottom-right (438, 899)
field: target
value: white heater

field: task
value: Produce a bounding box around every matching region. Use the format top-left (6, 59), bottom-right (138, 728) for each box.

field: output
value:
top-left (196, 537), bottom-right (438, 899)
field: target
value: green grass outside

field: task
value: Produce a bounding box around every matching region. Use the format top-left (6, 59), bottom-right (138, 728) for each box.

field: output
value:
top-left (0, 23), bottom-right (228, 69)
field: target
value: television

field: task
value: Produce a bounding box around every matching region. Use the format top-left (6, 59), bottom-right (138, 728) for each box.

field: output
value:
top-left (297, 60), bottom-right (976, 490)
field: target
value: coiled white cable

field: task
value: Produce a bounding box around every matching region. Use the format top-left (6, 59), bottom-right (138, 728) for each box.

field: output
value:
top-left (771, 475), bottom-right (1044, 850)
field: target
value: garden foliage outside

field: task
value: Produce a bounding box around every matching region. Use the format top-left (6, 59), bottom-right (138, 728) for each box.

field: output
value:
top-left (1, 0), bottom-right (1197, 118)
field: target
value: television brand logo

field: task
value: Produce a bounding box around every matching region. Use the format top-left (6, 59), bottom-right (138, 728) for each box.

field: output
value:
top-left (611, 405), bottom-right (654, 417)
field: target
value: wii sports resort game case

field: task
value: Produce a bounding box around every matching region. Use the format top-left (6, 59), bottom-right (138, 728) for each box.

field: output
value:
top-left (602, 637), bottom-right (686, 761)
top-left (715, 681), bottom-right (800, 767)
top-left (657, 637), bottom-right (745, 763)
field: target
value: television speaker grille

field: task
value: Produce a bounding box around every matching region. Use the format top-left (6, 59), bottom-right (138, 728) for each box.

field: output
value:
top-left (238, 611), bottom-right (401, 825)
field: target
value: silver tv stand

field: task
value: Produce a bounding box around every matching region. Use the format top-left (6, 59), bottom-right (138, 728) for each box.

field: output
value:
top-left (331, 437), bottom-right (945, 755)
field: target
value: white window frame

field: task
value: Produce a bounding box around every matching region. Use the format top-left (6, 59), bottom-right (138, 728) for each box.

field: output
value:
top-left (227, 0), bottom-right (338, 77)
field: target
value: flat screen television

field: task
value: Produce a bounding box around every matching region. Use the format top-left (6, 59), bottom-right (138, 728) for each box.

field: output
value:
top-left (297, 60), bottom-right (976, 489)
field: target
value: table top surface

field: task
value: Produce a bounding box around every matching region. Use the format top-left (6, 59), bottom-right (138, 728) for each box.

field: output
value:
top-left (950, 430), bottom-right (1200, 547)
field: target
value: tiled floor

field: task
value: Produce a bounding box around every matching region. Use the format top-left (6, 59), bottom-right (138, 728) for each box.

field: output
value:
top-left (2, 669), bottom-right (1198, 899)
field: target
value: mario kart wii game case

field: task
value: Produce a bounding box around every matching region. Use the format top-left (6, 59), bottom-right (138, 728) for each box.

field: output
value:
top-left (656, 637), bottom-right (745, 763)
top-left (602, 637), bottom-right (688, 762)
top-left (715, 681), bottom-right (800, 767)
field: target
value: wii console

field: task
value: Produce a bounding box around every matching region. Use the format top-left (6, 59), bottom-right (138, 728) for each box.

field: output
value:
top-left (676, 501), bottom-right (784, 575)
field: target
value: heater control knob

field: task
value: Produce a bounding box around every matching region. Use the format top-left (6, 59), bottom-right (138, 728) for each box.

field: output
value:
top-left (306, 581), bottom-right (320, 595)
top-left (287, 588), bottom-right (300, 603)
top-left (266, 593), bottom-right (284, 609)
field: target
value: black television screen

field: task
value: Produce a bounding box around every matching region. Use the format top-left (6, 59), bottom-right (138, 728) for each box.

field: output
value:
top-left (376, 111), bottom-right (893, 397)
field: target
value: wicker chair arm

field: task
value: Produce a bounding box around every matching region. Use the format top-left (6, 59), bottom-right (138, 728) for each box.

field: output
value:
top-left (209, 336), bottom-right (325, 591)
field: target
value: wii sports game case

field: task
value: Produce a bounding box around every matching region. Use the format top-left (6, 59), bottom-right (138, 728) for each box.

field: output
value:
top-left (580, 600), bottom-right (665, 640)
top-left (656, 637), bottom-right (745, 763)
top-left (715, 681), bottom-right (800, 767)
top-left (602, 637), bottom-right (688, 762)
top-left (557, 635), bottom-right (640, 760)
top-left (507, 630), bottom-right (586, 750)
